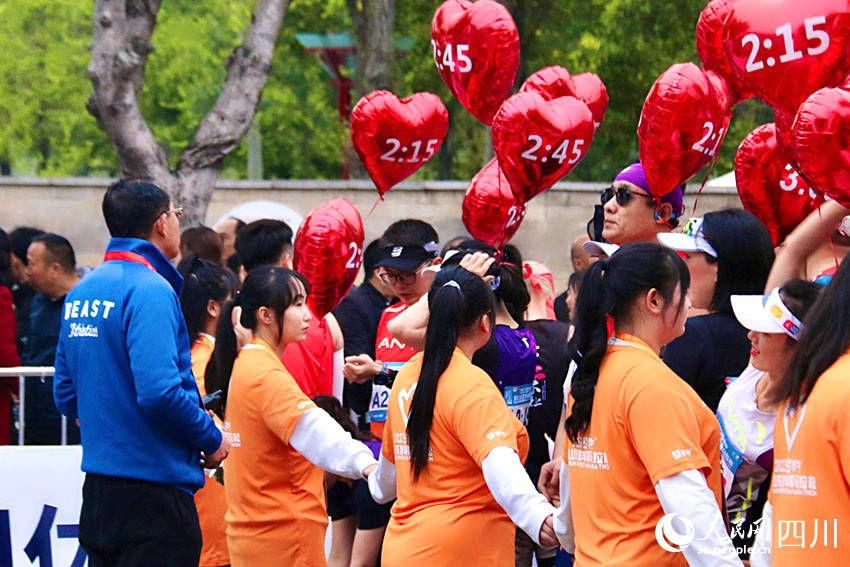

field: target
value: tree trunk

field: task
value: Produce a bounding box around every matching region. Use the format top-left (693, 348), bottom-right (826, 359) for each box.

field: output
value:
top-left (87, 0), bottom-right (291, 227)
top-left (346, 0), bottom-right (395, 180)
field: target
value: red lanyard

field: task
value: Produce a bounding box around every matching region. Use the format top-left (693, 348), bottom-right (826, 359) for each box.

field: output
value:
top-left (103, 251), bottom-right (157, 272)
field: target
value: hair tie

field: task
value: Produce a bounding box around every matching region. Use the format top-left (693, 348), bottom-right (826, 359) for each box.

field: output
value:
top-left (442, 280), bottom-right (461, 290)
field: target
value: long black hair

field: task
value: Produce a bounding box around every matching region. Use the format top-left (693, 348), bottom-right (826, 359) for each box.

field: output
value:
top-left (178, 254), bottom-right (239, 344)
top-left (774, 255), bottom-right (850, 409)
top-left (205, 266), bottom-right (310, 414)
top-left (407, 265), bottom-right (495, 481)
top-left (442, 239), bottom-right (529, 324)
top-left (702, 209), bottom-right (774, 313)
top-left (0, 228), bottom-right (12, 288)
top-left (565, 243), bottom-right (690, 443)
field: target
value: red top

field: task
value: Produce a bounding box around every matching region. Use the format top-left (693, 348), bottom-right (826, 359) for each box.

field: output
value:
top-left (0, 286), bottom-right (20, 445)
top-left (281, 311), bottom-right (334, 398)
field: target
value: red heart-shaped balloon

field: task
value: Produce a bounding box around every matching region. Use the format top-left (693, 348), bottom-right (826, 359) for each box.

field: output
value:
top-left (638, 62), bottom-right (732, 196)
top-left (520, 66), bottom-right (576, 99)
top-left (521, 67), bottom-right (608, 131)
top-left (492, 92), bottom-right (595, 203)
top-left (722, 0), bottom-right (850, 117)
top-left (774, 110), bottom-right (795, 153)
top-left (293, 199), bottom-right (365, 319)
top-left (697, 0), bottom-right (753, 105)
top-left (431, 0), bottom-right (519, 125)
top-left (572, 73), bottom-right (609, 131)
top-left (350, 91), bottom-right (449, 198)
top-left (735, 123), bottom-right (824, 244)
top-left (792, 85), bottom-right (850, 206)
top-left (462, 158), bottom-right (528, 248)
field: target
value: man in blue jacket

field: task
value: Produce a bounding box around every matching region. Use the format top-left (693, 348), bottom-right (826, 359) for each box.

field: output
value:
top-left (54, 179), bottom-right (230, 566)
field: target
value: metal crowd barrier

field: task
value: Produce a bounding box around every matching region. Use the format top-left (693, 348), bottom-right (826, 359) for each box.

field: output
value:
top-left (0, 366), bottom-right (67, 446)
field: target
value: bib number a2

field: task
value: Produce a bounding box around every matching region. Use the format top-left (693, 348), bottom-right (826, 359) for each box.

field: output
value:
top-left (368, 384), bottom-right (391, 423)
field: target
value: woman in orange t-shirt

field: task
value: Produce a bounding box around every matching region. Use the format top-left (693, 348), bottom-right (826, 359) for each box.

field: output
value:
top-left (752, 254), bottom-right (850, 566)
top-left (204, 267), bottom-right (378, 567)
top-left (553, 243), bottom-right (742, 567)
top-left (178, 256), bottom-right (238, 567)
top-left (368, 265), bottom-right (558, 565)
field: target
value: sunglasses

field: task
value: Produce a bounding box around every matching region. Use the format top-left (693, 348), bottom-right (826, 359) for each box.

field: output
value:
top-left (600, 186), bottom-right (654, 207)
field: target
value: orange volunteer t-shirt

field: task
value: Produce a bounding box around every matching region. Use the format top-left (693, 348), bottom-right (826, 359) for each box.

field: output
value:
top-left (191, 334), bottom-right (229, 567)
top-left (564, 333), bottom-right (723, 567)
top-left (370, 302), bottom-right (419, 439)
top-left (222, 337), bottom-right (325, 567)
top-left (769, 352), bottom-right (850, 566)
top-left (381, 348), bottom-right (529, 566)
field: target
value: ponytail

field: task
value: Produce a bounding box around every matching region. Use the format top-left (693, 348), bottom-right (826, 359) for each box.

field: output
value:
top-left (407, 266), bottom-right (494, 481)
top-left (204, 298), bottom-right (240, 418)
top-left (565, 260), bottom-right (613, 443)
top-left (565, 243), bottom-right (690, 443)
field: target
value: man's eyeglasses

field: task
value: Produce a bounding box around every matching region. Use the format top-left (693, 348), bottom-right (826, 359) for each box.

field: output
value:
top-left (600, 186), bottom-right (654, 207)
top-left (161, 206), bottom-right (184, 219)
top-left (378, 269), bottom-right (418, 286)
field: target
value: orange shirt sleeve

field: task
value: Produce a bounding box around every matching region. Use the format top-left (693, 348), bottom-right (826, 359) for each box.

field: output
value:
top-left (258, 367), bottom-right (317, 445)
top-left (622, 368), bottom-right (711, 485)
top-left (450, 373), bottom-right (523, 467)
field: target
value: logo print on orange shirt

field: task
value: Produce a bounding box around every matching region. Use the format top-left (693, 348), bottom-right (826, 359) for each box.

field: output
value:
top-left (399, 383), bottom-right (417, 427)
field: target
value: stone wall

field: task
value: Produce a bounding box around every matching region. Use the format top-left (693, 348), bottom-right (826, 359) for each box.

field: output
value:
top-left (0, 177), bottom-right (742, 287)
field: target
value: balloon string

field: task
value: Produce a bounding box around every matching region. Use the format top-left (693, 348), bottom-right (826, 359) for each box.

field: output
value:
top-left (692, 150), bottom-right (721, 216)
top-left (368, 195), bottom-right (381, 217)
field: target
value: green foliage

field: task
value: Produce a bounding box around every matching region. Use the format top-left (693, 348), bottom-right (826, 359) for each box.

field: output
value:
top-left (0, 0), bottom-right (772, 183)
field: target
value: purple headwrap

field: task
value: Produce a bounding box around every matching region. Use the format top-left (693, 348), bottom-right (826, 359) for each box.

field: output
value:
top-left (614, 162), bottom-right (685, 217)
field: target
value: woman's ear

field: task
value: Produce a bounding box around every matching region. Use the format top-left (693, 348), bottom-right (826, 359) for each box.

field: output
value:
top-left (207, 299), bottom-right (221, 321)
top-left (645, 288), bottom-right (663, 315)
top-left (479, 313), bottom-right (492, 335)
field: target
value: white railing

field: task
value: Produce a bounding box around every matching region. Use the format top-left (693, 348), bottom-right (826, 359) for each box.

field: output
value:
top-left (0, 366), bottom-right (68, 446)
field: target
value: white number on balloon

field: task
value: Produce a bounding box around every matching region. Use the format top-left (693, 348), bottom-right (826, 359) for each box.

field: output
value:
top-left (780, 164), bottom-right (819, 199)
top-left (520, 135), bottom-right (586, 165)
top-left (431, 40), bottom-right (472, 73)
top-left (345, 242), bottom-right (363, 270)
top-left (379, 138), bottom-right (440, 162)
top-left (741, 16), bottom-right (830, 72)
top-left (691, 122), bottom-right (726, 156)
top-left (505, 203), bottom-right (528, 229)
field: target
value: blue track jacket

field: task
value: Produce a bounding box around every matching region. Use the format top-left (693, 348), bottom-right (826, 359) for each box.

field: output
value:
top-left (54, 238), bottom-right (221, 494)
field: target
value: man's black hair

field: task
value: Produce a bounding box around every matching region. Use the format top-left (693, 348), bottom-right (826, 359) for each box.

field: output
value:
top-left (9, 226), bottom-right (45, 264)
top-left (102, 179), bottom-right (170, 239)
top-left (234, 219), bottom-right (294, 273)
top-left (362, 239), bottom-right (383, 282)
top-left (32, 233), bottom-right (76, 273)
top-left (378, 219), bottom-right (439, 248)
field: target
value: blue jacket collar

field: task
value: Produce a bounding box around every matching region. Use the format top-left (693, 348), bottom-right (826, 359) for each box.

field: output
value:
top-left (106, 238), bottom-right (184, 295)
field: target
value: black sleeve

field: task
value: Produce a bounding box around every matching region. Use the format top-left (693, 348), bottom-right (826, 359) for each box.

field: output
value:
top-left (333, 296), bottom-right (375, 359)
top-left (662, 318), bottom-right (708, 397)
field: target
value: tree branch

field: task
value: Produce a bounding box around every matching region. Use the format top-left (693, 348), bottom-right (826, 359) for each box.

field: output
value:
top-left (177, 0), bottom-right (290, 177)
top-left (87, 0), bottom-right (170, 182)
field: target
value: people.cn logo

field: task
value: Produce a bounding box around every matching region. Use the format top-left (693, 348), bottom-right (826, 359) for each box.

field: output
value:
top-left (655, 513), bottom-right (695, 553)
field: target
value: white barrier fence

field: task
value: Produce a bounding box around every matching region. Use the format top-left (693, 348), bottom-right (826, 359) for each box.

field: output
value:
top-left (0, 446), bottom-right (86, 566)
top-left (0, 367), bottom-right (69, 446)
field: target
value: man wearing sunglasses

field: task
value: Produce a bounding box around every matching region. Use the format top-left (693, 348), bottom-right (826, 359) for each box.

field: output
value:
top-left (595, 162), bottom-right (685, 250)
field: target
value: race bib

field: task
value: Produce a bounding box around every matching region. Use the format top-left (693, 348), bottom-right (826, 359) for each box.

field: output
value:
top-left (504, 383), bottom-right (534, 426)
top-left (368, 384), bottom-right (391, 423)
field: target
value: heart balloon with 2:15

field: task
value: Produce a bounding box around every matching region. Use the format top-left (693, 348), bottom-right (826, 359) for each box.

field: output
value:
top-left (379, 138), bottom-right (441, 163)
top-left (722, 1), bottom-right (850, 117)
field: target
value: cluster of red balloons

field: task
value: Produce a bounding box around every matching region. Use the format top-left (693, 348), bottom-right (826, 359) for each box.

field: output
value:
top-left (349, 0), bottom-right (608, 249)
top-left (695, 0), bottom-right (850, 243)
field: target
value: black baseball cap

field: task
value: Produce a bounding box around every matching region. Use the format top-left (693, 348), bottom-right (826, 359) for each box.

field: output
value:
top-left (374, 242), bottom-right (440, 273)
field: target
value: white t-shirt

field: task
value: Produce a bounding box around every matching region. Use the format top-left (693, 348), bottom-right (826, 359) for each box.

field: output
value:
top-left (716, 364), bottom-right (776, 525)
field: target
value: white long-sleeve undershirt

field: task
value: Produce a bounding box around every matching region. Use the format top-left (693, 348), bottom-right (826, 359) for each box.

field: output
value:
top-left (482, 446), bottom-right (556, 546)
top-left (289, 408), bottom-right (376, 479)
